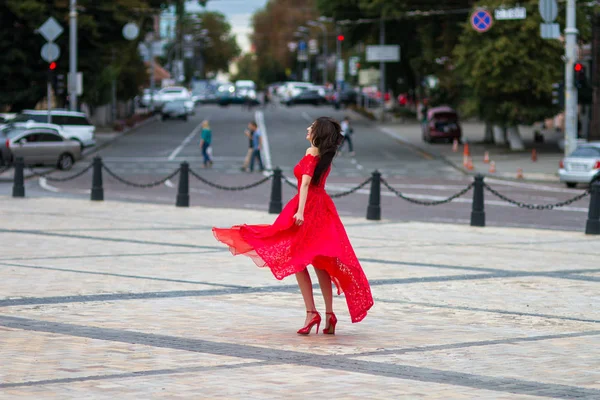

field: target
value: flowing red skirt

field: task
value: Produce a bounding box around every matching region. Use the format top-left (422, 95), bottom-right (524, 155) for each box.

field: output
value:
top-left (213, 188), bottom-right (373, 323)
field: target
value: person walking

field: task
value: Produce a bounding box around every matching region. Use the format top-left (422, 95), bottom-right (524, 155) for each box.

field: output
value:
top-left (240, 124), bottom-right (255, 172)
top-left (213, 117), bottom-right (373, 335)
top-left (199, 120), bottom-right (213, 168)
top-left (249, 121), bottom-right (264, 172)
top-left (340, 116), bottom-right (355, 156)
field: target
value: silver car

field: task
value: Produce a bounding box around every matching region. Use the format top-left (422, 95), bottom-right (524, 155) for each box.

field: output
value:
top-left (559, 143), bottom-right (600, 188)
top-left (0, 127), bottom-right (82, 170)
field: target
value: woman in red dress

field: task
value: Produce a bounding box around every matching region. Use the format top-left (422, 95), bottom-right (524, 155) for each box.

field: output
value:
top-left (213, 117), bottom-right (373, 335)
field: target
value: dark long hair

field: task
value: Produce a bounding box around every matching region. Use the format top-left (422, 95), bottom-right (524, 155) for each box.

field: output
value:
top-left (311, 117), bottom-right (343, 186)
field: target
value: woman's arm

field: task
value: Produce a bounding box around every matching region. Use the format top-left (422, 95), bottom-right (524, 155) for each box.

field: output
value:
top-left (294, 174), bottom-right (311, 225)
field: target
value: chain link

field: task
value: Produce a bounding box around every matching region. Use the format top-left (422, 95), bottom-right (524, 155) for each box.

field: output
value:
top-left (102, 165), bottom-right (180, 188)
top-left (283, 176), bottom-right (298, 189)
top-left (483, 183), bottom-right (590, 210)
top-left (0, 165), bottom-right (11, 175)
top-left (28, 162), bottom-right (94, 182)
top-left (382, 178), bottom-right (474, 206)
top-left (189, 168), bottom-right (272, 191)
top-left (329, 177), bottom-right (373, 198)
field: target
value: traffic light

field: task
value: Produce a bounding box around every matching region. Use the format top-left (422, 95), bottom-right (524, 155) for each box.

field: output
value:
top-left (55, 74), bottom-right (65, 95)
top-left (337, 35), bottom-right (345, 42)
top-left (49, 62), bottom-right (57, 71)
top-left (574, 62), bottom-right (585, 89)
top-left (551, 82), bottom-right (564, 108)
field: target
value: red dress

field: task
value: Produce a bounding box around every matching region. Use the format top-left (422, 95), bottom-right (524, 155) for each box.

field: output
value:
top-left (212, 154), bottom-right (373, 323)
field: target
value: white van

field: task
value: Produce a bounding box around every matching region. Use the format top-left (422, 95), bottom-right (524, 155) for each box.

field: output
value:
top-left (11, 110), bottom-right (95, 148)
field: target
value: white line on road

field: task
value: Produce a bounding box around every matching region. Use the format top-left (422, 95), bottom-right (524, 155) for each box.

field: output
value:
top-left (255, 110), bottom-right (273, 170)
top-left (38, 177), bottom-right (60, 193)
top-left (301, 111), bottom-right (312, 123)
top-left (165, 179), bottom-right (175, 188)
top-left (168, 123), bottom-right (203, 161)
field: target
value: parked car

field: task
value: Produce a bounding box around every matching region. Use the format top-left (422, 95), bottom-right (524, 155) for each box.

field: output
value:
top-left (0, 126), bottom-right (81, 170)
top-left (10, 110), bottom-right (95, 149)
top-left (160, 100), bottom-right (188, 121)
top-left (559, 143), bottom-right (600, 188)
top-left (286, 90), bottom-right (327, 106)
top-left (278, 82), bottom-right (314, 102)
top-left (422, 106), bottom-right (462, 143)
top-left (156, 86), bottom-right (194, 114)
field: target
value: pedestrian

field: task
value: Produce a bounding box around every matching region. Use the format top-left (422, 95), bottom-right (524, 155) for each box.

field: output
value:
top-left (263, 91), bottom-right (270, 109)
top-left (340, 116), bottom-right (355, 156)
top-left (213, 117), bottom-right (374, 335)
top-left (240, 124), bottom-right (255, 172)
top-left (199, 120), bottom-right (213, 168)
top-left (249, 121), bottom-right (265, 172)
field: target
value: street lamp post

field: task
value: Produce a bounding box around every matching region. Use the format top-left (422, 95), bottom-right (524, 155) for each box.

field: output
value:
top-left (307, 20), bottom-right (328, 85)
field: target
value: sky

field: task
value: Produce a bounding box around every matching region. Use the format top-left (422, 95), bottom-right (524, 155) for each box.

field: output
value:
top-left (186, 0), bottom-right (269, 53)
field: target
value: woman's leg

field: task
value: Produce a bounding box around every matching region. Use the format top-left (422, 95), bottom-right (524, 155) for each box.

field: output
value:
top-left (346, 135), bottom-right (354, 153)
top-left (201, 143), bottom-right (209, 165)
top-left (314, 267), bottom-right (333, 314)
top-left (295, 268), bottom-right (317, 324)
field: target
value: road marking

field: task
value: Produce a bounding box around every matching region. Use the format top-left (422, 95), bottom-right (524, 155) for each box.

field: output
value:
top-left (378, 126), bottom-right (435, 160)
top-left (255, 110), bottom-right (273, 170)
top-left (168, 123), bottom-right (203, 161)
top-left (100, 156), bottom-right (244, 163)
top-left (38, 178), bottom-right (60, 193)
top-left (301, 111), bottom-right (312, 123)
top-left (165, 179), bottom-right (175, 188)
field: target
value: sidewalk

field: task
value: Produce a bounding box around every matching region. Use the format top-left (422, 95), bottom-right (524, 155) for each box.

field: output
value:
top-left (378, 121), bottom-right (563, 183)
top-left (0, 196), bottom-right (598, 398)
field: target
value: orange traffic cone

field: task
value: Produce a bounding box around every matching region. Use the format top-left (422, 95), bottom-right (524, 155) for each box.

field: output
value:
top-left (463, 143), bottom-right (470, 157)
top-left (489, 161), bottom-right (496, 173)
top-left (466, 157), bottom-right (474, 171)
top-left (463, 155), bottom-right (469, 168)
top-left (483, 151), bottom-right (490, 164)
top-left (516, 168), bottom-right (524, 179)
top-left (452, 139), bottom-right (459, 152)
top-left (531, 149), bottom-right (538, 162)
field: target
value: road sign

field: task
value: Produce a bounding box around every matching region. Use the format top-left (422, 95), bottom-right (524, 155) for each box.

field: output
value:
top-left (366, 45), bottom-right (400, 62)
top-left (539, 0), bottom-right (558, 23)
top-left (471, 9), bottom-right (493, 32)
top-left (122, 23), bottom-right (140, 41)
top-left (349, 56), bottom-right (360, 76)
top-left (336, 60), bottom-right (345, 82)
top-left (41, 42), bottom-right (60, 62)
top-left (38, 17), bottom-right (64, 42)
top-left (309, 39), bottom-right (319, 55)
top-left (494, 7), bottom-right (527, 20)
top-left (541, 23), bottom-right (560, 39)
top-left (298, 41), bottom-right (307, 51)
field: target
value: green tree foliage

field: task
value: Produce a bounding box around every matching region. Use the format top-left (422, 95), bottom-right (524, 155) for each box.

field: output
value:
top-left (232, 54), bottom-right (260, 84)
top-left (452, 0), bottom-right (591, 125)
top-left (0, 0), bottom-right (160, 111)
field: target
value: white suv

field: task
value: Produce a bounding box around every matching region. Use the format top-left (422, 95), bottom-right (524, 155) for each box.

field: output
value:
top-left (11, 110), bottom-right (96, 148)
top-left (157, 87), bottom-right (194, 114)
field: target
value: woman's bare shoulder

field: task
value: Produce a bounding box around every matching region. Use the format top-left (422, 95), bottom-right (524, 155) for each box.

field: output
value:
top-left (305, 147), bottom-right (319, 156)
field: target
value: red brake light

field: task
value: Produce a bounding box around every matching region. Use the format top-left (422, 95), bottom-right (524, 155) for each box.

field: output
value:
top-left (559, 159), bottom-right (564, 168)
top-left (594, 160), bottom-right (600, 170)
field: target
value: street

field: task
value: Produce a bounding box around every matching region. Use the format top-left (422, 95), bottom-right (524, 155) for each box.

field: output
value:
top-left (0, 103), bottom-right (592, 232)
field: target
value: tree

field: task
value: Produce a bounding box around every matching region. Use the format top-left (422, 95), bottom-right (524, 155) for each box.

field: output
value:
top-left (452, 0), bottom-right (591, 148)
top-left (232, 54), bottom-right (260, 84)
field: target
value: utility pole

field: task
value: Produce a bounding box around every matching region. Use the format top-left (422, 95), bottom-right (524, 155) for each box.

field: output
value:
top-left (149, 36), bottom-right (155, 111)
top-left (335, 24), bottom-right (342, 107)
top-left (564, 0), bottom-right (578, 156)
top-left (379, 17), bottom-right (386, 120)
top-left (69, 0), bottom-right (78, 111)
top-left (590, 12), bottom-right (600, 141)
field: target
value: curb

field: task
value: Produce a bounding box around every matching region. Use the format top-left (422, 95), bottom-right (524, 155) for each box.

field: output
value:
top-left (0, 115), bottom-right (159, 183)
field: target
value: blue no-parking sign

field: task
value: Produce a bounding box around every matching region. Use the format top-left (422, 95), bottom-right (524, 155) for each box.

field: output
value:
top-left (471, 9), bottom-right (493, 32)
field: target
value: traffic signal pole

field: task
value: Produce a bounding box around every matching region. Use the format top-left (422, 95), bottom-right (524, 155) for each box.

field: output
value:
top-left (69, 0), bottom-right (78, 111)
top-left (564, 0), bottom-right (578, 156)
top-left (380, 17), bottom-right (386, 121)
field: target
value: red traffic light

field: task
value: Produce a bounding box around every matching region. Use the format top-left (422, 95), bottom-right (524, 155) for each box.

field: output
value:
top-left (49, 62), bottom-right (57, 70)
top-left (337, 35), bottom-right (345, 41)
top-left (574, 63), bottom-right (583, 72)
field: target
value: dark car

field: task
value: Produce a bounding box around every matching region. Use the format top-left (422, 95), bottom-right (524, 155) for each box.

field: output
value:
top-left (422, 106), bottom-right (462, 143)
top-left (286, 90), bottom-right (327, 106)
top-left (161, 100), bottom-right (188, 121)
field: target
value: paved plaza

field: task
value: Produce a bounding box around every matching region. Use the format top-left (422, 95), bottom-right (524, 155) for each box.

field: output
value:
top-left (0, 196), bottom-right (599, 399)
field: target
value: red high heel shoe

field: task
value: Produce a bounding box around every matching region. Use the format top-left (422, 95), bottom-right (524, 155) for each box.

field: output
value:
top-left (297, 311), bottom-right (321, 335)
top-left (322, 312), bottom-right (337, 335)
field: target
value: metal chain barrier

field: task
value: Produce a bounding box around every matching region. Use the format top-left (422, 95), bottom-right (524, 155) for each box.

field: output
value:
top-left (282, 174), bottom-right (372, 198)
top-left (189, 167), bottom-right (272, 191)
top-left (483, 183), bottom-right (590, 210)
top-left (329, 177), bottom-right (373, 198)
top-left (102, 164), bottom-right (181, 188)
top-left (29, 162), bottom-right (94, 182)
top-left (382, 178), bottom-right (474, 206)
top-left (0, 165), bottom-right (11, 174)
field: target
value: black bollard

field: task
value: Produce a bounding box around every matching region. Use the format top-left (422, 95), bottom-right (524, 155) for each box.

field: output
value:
top-left (90, 156), bottom-right (104, 201)
top-left (12, 157), bottom-right (25, 198)
top-left (470, 174), bottom-right (485, 227)
top-left (585, 181), bottom-right (600, 235)
top-left (269, 167), bottom-right (282, 214)
top-left (366, 170), bottom-right (381, 221)
top-left (176, 162), bottom-right (189, 207)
